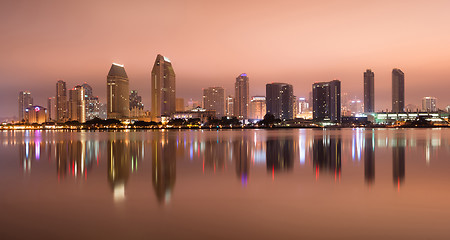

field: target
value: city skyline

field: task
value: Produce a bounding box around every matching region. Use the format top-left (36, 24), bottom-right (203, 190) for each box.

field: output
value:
top-left (2, 1), bottom-right (450, 118)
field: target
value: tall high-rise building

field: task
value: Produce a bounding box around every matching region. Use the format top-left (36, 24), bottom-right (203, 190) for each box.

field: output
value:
top-left (129, 90), bottom-right (144, 118)
top-left (68, 85), bottom-right (86, 123)
top-left (151, 54), bottom-right (176, 121)
top-left (81, 82), bottom-right (100, 121)
top-left (226, 96), bottom-right (234, 117)
top-left (234, 73), bottom-right (249, 119)
top-left (107, 63), bottom-right (130, 120)
top-left (202, 87), bottom-right (225, 118)
top-left (312, 80), bottom-right (341, 123)
top-left (422, 97), bottom-right (437, 112)
top-left (250, 96), bottom-right (266, 120)
top-left (85, 96), bottom-right (100, 120)
top-left (364, 69), bottom-right (375, 112)
top-left (47, 97), bottom-right (56, 121)
top-left (392, 68), bottom-right (405, 112)
top-left (18, 91), bottom-right (33, 121)
top-left (56, 80), bottom-right (67, 122)
top-left (266, 83), bottom-right (294, 120)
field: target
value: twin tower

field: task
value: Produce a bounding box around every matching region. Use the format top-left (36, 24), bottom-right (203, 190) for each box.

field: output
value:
top-left (106, 54), bottom-right (175, 121)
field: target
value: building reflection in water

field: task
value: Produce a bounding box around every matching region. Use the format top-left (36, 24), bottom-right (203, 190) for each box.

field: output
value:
top-left (266, 137), bottom-right (294, 176)
top-left (364, 131), bottom-right (375, 185)
top-left (392, 134), bottom-right (406, 189)
top-left (313, 131), bottom-right (341, 180)
top-left (202, 137), bottom-right (227, 173)
top-left (234, 135), bottom-right (251, 186)
top-left (108, 140), bottom-right (130, 202)
top-left (152, 132), bottom-right (176, 205)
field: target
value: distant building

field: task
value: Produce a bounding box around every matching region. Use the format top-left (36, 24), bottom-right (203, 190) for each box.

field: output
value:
top-left (99, 103), bottom-right (107, 120)
top-left (202, 87), bottom-right (225, 118)
top-left (107, 63), bottom-right (130, 120)
top-left (364, 69), bottom-right (375, 112)
top-left (85, 96), bottom-right (100, 120)
top-left (68, 85), bottom-right (86, 123)
top-left (392, 68), bottom-right (405, 112)
top-left (172, 106), bottom-right (216, 123)
top-left (234, 73), bottom-right (249, 119)
top-left (298, 97), bottom-right (309, 114)
top-left (349, 99), bottom-right (363, 116)
top-left (81, 83), bottom-right (93, 98)
top-left (312, 80), bottom-right (341, 123)
top-left (422, 97), bottom-right (437, 112)
top-left (186, 98), bottom-right (201, 110)
top-left (176, 98), bottom-right (185, 112)
top-left (25, 105), bottom-right (48, 124)
top-left (82, 82), bottom-right (100, 121)
top-left (18, 91), bottom-right (33, 121)
top-left (151, 54), bottom-right (176, 121)
top-left (446, 105), bottom-right (450, 113)
top-left (226, 96), bottom-right (234, 117)
top-left (47, 97), bottom-right (56, 121)
top-left (56, 80), bottom-right (68, 122)
top-left (129, 90), bottom-right (144, 118)
top-left (405, 104), bottom-right (418, 112)
top-left (266, 83), bottom-right (294, 120)
top-left (250, 96), bottom-right (266, 120)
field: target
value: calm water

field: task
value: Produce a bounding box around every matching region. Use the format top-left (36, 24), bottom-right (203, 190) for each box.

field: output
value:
top-left (1, 129), bottom-right (450, 239)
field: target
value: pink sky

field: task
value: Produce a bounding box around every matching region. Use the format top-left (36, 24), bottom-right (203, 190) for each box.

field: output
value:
top-left (1, 0), bottom-right (450, 118)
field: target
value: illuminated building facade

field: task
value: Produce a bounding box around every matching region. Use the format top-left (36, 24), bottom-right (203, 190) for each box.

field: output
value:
top-left (422, 97), bottom-right (437, 112)
top-left (202, 87), bottom-right (225, 118)
top-left (266, 83), bottom-right (294, 120)
top-left (392, 68), bottom-right (405, 112)
top-left (56, 80), bottom-right (67, 122)
top-left (68, 85), bottom-right (86, 123)
top-left (129, 90), bottom-right (144, 118)
top-left (234, 73), bottom-right (249, 119)
top-left (18, 91), bottom-right (33, 121)
top-left (151, 54), bottom-right (176, 121)
top-left (25, 105), bottom-right (48, 124)
top-left (312, 80), bottom-right (341, 123)
top-left (364, 69), bottom-right (375, 112)
top-left (226, 96), bottom-right (234, 117)
top-left (249, 96), bottom-right (266, 120)
top-left (107, 63), bottom-right (130, 120)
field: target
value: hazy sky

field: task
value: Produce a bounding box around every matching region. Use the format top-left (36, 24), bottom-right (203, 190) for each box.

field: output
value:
top-left (1, 0), bottom-right (450, 118)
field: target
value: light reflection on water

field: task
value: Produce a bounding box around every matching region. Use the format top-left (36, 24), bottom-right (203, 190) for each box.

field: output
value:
top-left (1, 129), bottom-right (450, 239)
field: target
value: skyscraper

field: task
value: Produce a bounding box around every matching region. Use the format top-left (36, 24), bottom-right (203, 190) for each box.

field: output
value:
top-left (364, 69), bottom-right (375, 112)
top-left (151, 54), bottom-right (176, 121)
top-left (18, 91), bottom-right (33, 121)
top-left (312, 80), bottom-right (341, 123)
top-left (250, 96), bottom-right (266, 120)
top-left (392, 68), bottom-right (405, 112)
top-left (82, 82), bottom-right (100, 121)
top-left (129, 90), bottom-right (144, 118)
top-left (234, 73), bottom-right (249, 119)
top-left (202, 87), bottom-right (225, 118)
top-left (56, 80), bottom-right (67, 122)
top-left (107, 63), bottom-right (130, 120)
top-left (47, 97), bottom-right (56, 121)
top-left (266, 83), bottom-right (294, 120)
top-left (226, 96), bottom-right (234, 117)
top-left (68, 85), bottom-right (85, 123)
top-left (422, 97), bottom-right (437, 112)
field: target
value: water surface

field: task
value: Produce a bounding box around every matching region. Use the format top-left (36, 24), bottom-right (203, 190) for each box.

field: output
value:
top-left (1, 129), bottom-right (450, 239)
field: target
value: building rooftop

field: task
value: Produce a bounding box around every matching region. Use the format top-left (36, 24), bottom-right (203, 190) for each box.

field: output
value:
top-left (108, 63), bottom-right (128, 78)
